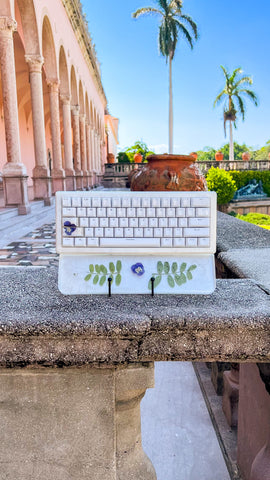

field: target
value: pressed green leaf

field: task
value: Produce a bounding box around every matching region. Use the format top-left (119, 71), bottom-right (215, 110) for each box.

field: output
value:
top-left (100, 265), bottom-right (108, 275)
top-left (180, 262), bottom-right (187, 273)
top-left (109, 262), bottom-right (115, 274)
top-left (154, 275), bottom-right (162, 288)
top-left (115, 274), bottom-right (122, 286)
top-left (116, 260), bottom-right (122, 273)
top-left (164, 261), bottom-right (170, 274)
top-left (167, 274), bottom-right (175, 288)
top-left (172, 262), bottom-right (178, 274)
top-left (175, 273), bottom-right (187, 286)
top-left (187, 271), bottom-right (193, 281)
top-left (187, 264), bottom-right (197, 272)
top-left (95, 265), bottom-right (100, 274)
top-left (157, 261), bottom-right (163, 274)
top-left (93, 275), bottom-right (99, 285)
top-left (89, 264), bottom-right (94, 273)
top-left (99, 275), bottom-right (106, 286)
top-left (84, 274), bottom-right (92, 281)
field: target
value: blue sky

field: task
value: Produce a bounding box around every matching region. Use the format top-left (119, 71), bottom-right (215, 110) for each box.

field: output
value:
top-left (84, 0), bottom-right (270, 154)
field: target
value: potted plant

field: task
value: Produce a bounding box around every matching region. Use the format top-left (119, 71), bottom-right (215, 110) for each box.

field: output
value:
top-left (134, 153), bottom-right (143, 163)
top-left (242, 151), bottom-right (251, 161)
top-left (215, 151), bottom-right (224, 161)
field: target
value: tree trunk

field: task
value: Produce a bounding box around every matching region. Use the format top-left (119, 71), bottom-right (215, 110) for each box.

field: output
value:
top-left (169, 56), bottom-right (173, 154)
top-left (229, 121), bottom-right (234, 161)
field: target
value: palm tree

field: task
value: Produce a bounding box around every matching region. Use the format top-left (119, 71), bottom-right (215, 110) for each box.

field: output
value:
top-left (214, 66), bottom-right (258, 161)
top-left (132, 0), bottom-right (198, 154)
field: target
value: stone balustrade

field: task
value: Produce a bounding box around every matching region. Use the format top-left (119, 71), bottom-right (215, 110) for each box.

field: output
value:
top-left (0, 212), bottom-right (270, 479)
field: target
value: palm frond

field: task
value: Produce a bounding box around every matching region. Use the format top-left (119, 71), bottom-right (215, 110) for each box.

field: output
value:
top-left (132, 7), bottom-right (162, 18)
top-left (235, 95), bottom-right (245, 121)
top-left (179, 14), bottom-right (198, 39)
top-left (175, 19), bottom-right (194, 49)
top-left (235, 76), bottom-right (253, 88)
top-left (213, 90), bottom-right (226, 107)
top-left (239, 89), bottom-right (259, 106)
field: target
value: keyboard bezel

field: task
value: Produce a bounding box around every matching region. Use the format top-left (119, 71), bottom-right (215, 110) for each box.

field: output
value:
top-left (56, 191), bottom-right (217, 255)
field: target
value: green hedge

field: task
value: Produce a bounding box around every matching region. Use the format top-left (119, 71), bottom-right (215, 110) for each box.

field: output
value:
top-left (228, 170), bottom-right (270, 196)
top-left (236, 212), bottom-right (270, 225)
top-left (206, 167), bottom-right (237, 205)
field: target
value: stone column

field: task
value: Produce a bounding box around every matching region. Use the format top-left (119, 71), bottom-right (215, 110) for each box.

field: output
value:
top-left (47, 80), bottom-right (65, 193)
top-left (0, 363), bottom-right (156, 480)
top-left (79, 114), bottom-right (88, 189)
top-left (90, 126), bottom-right (96, 185)
top-left (60, 94), bottom-right (75, 191)
top-left (85, 120), bottom-right (93, 187)
top-left (0, 17), bottom-right (30, 214)
top-left (25, 54), bottom-right (52, 206)
top-left (71, 105), bottom-right (83, 189)
top-left (222, 363), bottom-right (239, 428)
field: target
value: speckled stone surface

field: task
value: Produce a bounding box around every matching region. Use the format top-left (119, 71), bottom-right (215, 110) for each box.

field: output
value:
top-left (217, 212), bottom-right (270, 252)
top-left (0, 268), bottom-right (269, 366)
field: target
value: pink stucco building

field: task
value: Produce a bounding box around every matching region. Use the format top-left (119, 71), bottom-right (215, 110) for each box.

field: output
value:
top-left (0, 0), bottom-right (118, 213)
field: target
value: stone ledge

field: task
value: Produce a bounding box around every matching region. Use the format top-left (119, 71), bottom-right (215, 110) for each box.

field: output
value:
top-left (0, 268), bottom-right (269, 366)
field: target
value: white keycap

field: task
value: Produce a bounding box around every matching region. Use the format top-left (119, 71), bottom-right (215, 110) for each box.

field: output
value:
top-left (161, 238), bottom-right (173, 247)
top-left (85, 228), bottom-right (94, 237)
top-left (186, 208), bottom-right (195, 217)
top-left (92, 197), bottom-right (101, 207)
top-left (110, 218), bottom-right (119, 227)
top-left (82, 198), bottom-right (91, 207)
top-left (134, 228), bottom-right (143, 237)
top-left (124, 228), bottom-right (134, 237)
top-left (89, 218), bottom-right (99, 227)
top-left (75, 238), bottom-right (86, 247)
top-left (97, 208), bottom-right (106, 217)
top-left (171, 198), bottom-right (181, 207)
top-left (147, 208), bottom-right (155, 217)
top-left (105, 228), bottom-right (114, 237)
top-left (129, 218), bottom-right (138, 227)
top-left (184, 228), bottom-right (210, 237)
top-left (63, 238), bottom-right (74, 246)
top-left (62, 198), bottom-right (71, 207)
top-left (127, 208), bottom-right (136, 217)
top-left (196, 208), bottom-right (210, 217)
top-left (63, 207), bottom-right (76, 216)
top-left (164, 228), bottom-right (172, 237)
top-left (139, 218), bottom-right (148, 227)
top-left (181, 198), bottom-right (190, 207)
top-left (72, 197), bottom-right (81, 207)
top-left (107, 208), bottom-right (116, 217)
top-left (132, 197), bottom-right (141, 207)
top-left (77, 208), bottom-right (86, 217)
top-left (115, 228), bottom-right (124, 237)
top-left (87, 208), bottom-right (96, 217)
top-left (159, 218), bottom-right (167, 227)
top-left (87, 238), bottom-right (99, 246)
top-left (112, 197), bottom-right (121, 207)
top-left (173, 238), bottom-right (185, 247)
top-left (198, 238), bottom-right (210, 247)
top-left (149, 218), bottom-right (158, 227)
top-left (166, 208), bottom-right (175, 217)
top-left (174, 228), bottom-right (183, 237)
top-left (100, 218), bottom-right (109, 227)
top-left (63, 217), bottom-right (78, 226)
top-left (117, 208), bottom-right (126, 217)
top-left (186, 238), bottom-right (198, 247)
top-left (119, 218), bottom-right (128, 227)
top-left (154, 228), bottom-right (163, 237)
top-left (161, 197), bottom-right (171, 207)
top-left (191, 197), bottom-right (210, 207)
top-left (156, 208), bottom-right (165, 217)
top-left (142, 198), bottom-right (151, 207)
top-left (178, 218), bottom-right (188, 227)
top-left (122, 197), bottom-right (131, 207)
top-left (100, 238), bottom-right (160, 247)
top-left (151, 198), bottom-right (160, 207)
top-left (95, 228), bottom-right (104, 237)
top-left (80, 218), bottom-right (88, 227)
top-left (102, 198), bottom-right (111, 207)
top-left (176, 208), bottom-right (185, 217)
top-left (137, 208), bottom-right (146, 217)
top-left (189, 217), bottom-right (210, 227)
top-left (144, 228), bottom-right (153, 237)
top-left (168, 218), bottom-right (177, 227)
top-left (73, 228), bottom-right (84, 237)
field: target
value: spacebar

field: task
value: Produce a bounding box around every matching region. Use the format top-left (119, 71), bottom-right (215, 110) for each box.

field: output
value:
top-left (100, 238), bottom-right (160, 247)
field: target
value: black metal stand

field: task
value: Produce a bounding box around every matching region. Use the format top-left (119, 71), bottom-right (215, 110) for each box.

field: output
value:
top-left (151, 277), bottom-right (155, 297)
top-left (108, 277), bottom-right (112, 297)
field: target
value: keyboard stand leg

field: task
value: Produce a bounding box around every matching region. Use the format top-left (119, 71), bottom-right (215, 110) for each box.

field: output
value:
top-left (108, 277), bottom-right (112, 297)
top-left (150, 277), bottom-right (155, 297)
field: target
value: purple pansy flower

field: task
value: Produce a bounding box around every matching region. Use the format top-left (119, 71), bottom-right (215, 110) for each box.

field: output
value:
top-left (64, 221), bottom-right (77, 236)
top-left (131, 263), bottom-right (145, 276)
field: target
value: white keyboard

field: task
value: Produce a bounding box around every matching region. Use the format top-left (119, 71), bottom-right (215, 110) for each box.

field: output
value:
top-left (56, 191), bottom-right (216, 255)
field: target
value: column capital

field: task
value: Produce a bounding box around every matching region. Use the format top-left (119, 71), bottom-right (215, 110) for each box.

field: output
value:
top-left (47, 79), bottom-right (59, 93)
top-left (60, 94), bottom-right (71, 106)
top-left (0, 17), bottom-right (17, 35)
top-left (71, 104), bottom-right (80, 116)
top-left (25, 54), bottom-right (44, 73)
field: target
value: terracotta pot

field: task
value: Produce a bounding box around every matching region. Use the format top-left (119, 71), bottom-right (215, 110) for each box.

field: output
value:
top-left (189, 152), bottom-right (198, 160)
top-left (130, 154), bottom-right (207, 192)
top-left (242, 151), bottom-right (251, 161)
top-left (107, 153), bottom-right (115, 164)
top-left (134, 153), bottom-right (143, 163)
top-left (215, 151), bottom-right (224, 161)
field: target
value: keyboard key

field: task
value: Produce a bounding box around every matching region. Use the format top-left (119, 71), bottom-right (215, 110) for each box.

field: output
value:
top-left (191, 197), bottom-right (210, 207)
top-left (129, 218), bottom-right (138, 227)
top-left (132, 197), bottom-right (141, 207)
top-left (63, 238), bottom-right (74, 246)
top-left (166, 208), bottom-right (175, 217)
top-left (105, 228), bottom-right (114, 237)
top-left (176, 208), bottom-right (185, 217)
top-left (173, 238), bottom-right (185, 247)
top-left (151, 198), bottom-right (160, 207)
top-left (168, 218), bottom-right (177, 227)
top-left (97, 208), bottom-right (106, 217)
top-left (72, 197), bottom-right (81, 207)
top-left (196, 208), bottom-right (210, 217)
top-left (161, 197), bottom-right (171, 207)
top-left (110, 218), bottom-right (119, 227)
top-left (87, 238), bottom-right (99, 246)
top-left (112, 197), bottom-right (121, 207)
top-left (107, 208), bottom-right (116, 217)
top-left (156, 208), bottom-right (165, 217)
top-left (134, 228), bottom-right (143, 237)
top-left (63, 207), bottom-right (76, 216)
top-left (184, 228), bottom-right (210, 237)
top-left (100, 238), bottom-right (160, 247)
top-left (77, 207), bottom-right (86, 217)
top-left (174, 228), bottom-right (183, 237)
top-left (159, 218), bottom-right (167, 227)
top-left (186, 238), bottom-right (197, 247)
top-left (85, 228), bottom-right (94, 236)
top-left (119, 218), bottom-right (128, 227)
top-left (62, 197), bottom-right (71, 207)
top-left (89, 218), bottom-right (99, 227)
top-left (79, 218), bottom-right (88, 227)
top-left (137, 208), bottom-right (146, 217)
top-left (154, 228), bottom-right (163, 237)
top-left (122, 197), bottom-right (131, 207)
top-left (186, 208), bottom-right (195, 217)
top-left (164, 228), bottom-right (173, 237)
top-left (189, 217), bottom-right (210, 227)
top-left (117, 208), bottom-right (126, 217)
top-left (178, 218), bottom-right (188, 227)
top-left (147, 208), bottom-right (155, 217)
top-left (198, 238), bottom-right (210, 247)
top-left (75, 238), bottom-right (86, 246)
top-left (102, 198), bottom-right (111, 207)
top-left (142, 198), bottom-right (151, 207)
top-left (124, 228), bottom-right (134, 237)
top-left (87, 208), bottom-right (96, 217)
top-left (115, 228), bottom-right (124, 237)
top-left (82, 198), bottom-right (91, 207)
top-left (100, 218), bottom-right (109, 227)
top-left (181, 198), bottom-right (190, 207)
top-left (139, 218), bottom-right (148, 227)
top-left (149, 218), bottom-right (158, 227)
top-left (161, 238), bottom-right (173, 247)
top-left (92, 197), bottom-right (101, 207)
top-left (144, 228), bottom-right (153, 237)
top-left (127, 207), bottom-right (136, 217)
top-left (95, 228), bottom-right (104, 237)
top-left (171, 198), bottom-right (181, 207)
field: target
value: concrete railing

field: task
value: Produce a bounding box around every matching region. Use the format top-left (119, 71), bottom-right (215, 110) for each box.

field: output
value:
top-left (0, 213), bottom-right (270, 479)
top-left (198, 159), bottom-right (270, 174)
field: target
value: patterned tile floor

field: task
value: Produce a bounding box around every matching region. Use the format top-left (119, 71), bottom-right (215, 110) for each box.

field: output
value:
top-left (0, 222), bottom-right (58, 267)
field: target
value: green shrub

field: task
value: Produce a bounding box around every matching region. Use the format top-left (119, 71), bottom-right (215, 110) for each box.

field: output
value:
top-left (206, 167), bottom-right (237, 205)
top-left (236, 212), bottom-right (270, 225)
top-left (228, 170), bottom-right (270, 196)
